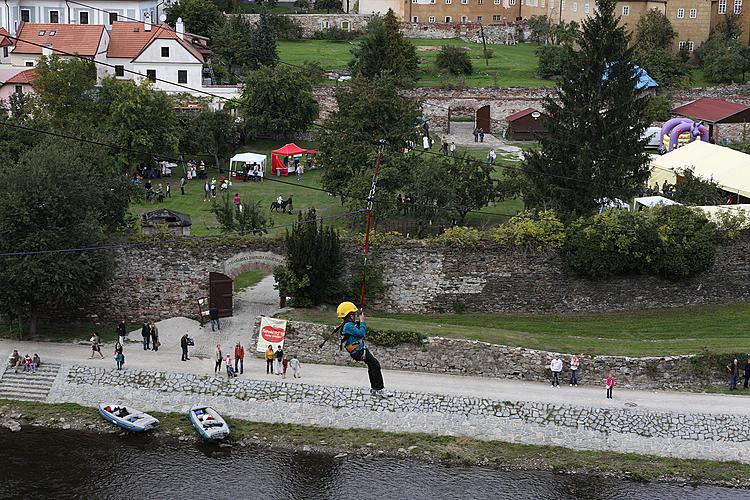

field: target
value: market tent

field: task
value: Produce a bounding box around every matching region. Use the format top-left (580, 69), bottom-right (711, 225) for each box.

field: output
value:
top-left (229, 152), bottom-right (266, 178)
top-left (271, 143), bottom-right (318, 176)
top-left (649, 141), bottom-right (750, 200)
top-left (633, 196), bottom-right (681, 211)
top-left (696, 204), bottom-right (750, 219)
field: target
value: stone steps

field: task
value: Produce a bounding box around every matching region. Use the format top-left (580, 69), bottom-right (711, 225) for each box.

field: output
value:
top-left (0, 362), bottom-right (61, 402)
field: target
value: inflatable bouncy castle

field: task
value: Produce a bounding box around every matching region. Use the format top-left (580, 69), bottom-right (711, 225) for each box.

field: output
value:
top-left (659, 118), bottom-right (709, 152)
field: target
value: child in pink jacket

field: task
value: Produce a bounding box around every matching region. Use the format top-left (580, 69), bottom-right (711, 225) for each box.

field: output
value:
top-left (605, 372), bottom-right (615, 399)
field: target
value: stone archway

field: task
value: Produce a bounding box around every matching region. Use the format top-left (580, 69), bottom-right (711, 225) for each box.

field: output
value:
top-left (222, 251), bottom-right (284, 279)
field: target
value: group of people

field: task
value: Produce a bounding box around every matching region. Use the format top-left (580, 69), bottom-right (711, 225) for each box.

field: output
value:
top-left (139, 179), bottom-right (172, 203)
top-left (726, 357), bottom-right (750, 390)
top-left (439, 141), bottom-right (457, 156)
top-left (185, 161), bottom-right (206, 181)
top-left (473, 127), bottom-right (486, 143)
top-left (7, 350), bottom-right (41, 373)
top-left (263, 345), bottom-right (301, 379)
top-left (242, 162), bottom-right (264, 182)
top-left (140, 322), bottom-right (160, 352)
top-left (548, 354), bottom-right (615, 399)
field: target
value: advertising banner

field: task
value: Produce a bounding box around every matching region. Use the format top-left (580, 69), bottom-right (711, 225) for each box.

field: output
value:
top-left (257, 317), bottom-right (287, 352)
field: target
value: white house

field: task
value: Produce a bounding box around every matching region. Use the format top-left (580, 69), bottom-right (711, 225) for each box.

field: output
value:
top-left (0, 0), bottom-right (172, 34)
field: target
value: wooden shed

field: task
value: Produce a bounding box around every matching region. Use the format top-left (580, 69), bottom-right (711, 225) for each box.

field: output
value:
top-left (505, 108), bottom-right (548, 141)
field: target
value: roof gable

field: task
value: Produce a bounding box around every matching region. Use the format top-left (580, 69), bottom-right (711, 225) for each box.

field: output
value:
top-left (108, 22), bottom-right (203, 63)
top-left (506, 107), bottom-right (543, 122)
top-left (5, 68), bottom-right (36, 84)
top-left (14, 23), bottom-right (105, 57)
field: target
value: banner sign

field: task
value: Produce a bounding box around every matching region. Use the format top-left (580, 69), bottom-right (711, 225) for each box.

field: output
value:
top-left (257, 317), bottom-right (287, 352)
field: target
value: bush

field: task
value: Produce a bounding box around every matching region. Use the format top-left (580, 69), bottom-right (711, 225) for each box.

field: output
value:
top-left (360, 230), bottom-right (404, 249)
top-left (268, 14), bottom-right (304, 40)
top-left (492, 210), bottom-right (565, 252)
top-left (366, 328), bottom-right (426, 347)
top-left (435, 46), bottom-right (473, 76)
top-left (712, 209), bottom-right (750, 240)
top-left (536, 44), bottom-right (567, 79)
top-left (648, 205), bottom-right (717, 280)
top-left (671, 167), bottom-right (724, 206)
top-left (313, 27), bottom-right (361, 41)
top-left (437, 226), bottom-right (482, 246)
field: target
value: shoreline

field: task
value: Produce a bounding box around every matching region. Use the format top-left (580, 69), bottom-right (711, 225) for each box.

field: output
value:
top-left (2, 399), bottom-right (749, 490)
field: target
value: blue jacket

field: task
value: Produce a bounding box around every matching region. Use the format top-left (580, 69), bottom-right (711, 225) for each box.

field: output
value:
top-left (342, 321), bottom-right (366, 357)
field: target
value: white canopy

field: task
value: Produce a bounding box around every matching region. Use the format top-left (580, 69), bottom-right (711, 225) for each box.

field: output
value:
top-left (633, 196), bottom-right (681, 210)
top-left (649, 141), bottom-right (750, 199)
top-left (229, 152), bottom-right (266, 177)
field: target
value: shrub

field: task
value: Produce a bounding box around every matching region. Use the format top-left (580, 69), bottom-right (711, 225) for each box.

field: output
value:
top-left (712, 209), bottom-right (750, 240)
top-left (360, 230), bottom-right (404, 249)
top-left (671, 167), bottom-right (724, 206)
top-left (366, 328), bottom-right (426, 347)
top-left (268, 14), bottom-right (304, 40)
top-left (437, 226), bottom-right (482, 247)
top-left (536, 44), bottom-right (567, 79)
top-left (492, 210), bottom-right (565, 252)
top-left (436, 46), bottom-right (473, 76)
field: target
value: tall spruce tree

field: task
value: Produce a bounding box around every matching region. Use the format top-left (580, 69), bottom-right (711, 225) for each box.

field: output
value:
top-left (350, 9), bottom-right (418, 83)
top-left (248, 11), bottom-right (278, 69)
top-left (521, 0), bottom-right (651, 217)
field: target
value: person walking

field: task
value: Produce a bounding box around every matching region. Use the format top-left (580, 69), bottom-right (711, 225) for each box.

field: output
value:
top-left (233, 193), bottom-right (241, 212)
top-left (265, 345), bottom-right (274, 374)
top-left (605, 372), bottom-right (615, 399)
top-left (282, 356), bottom-right (289, 379)
top-left (234, 341), bottom-right (245, 375)
top-left (89, 332), bottom-right (104, 359)
top-left (487, 149), bottom-right (496, 166)
top-left (116, 320), bottom-right (127, 348)
top-left (203, 180), bottom-right (210, 201)
top-left (274, 345), bottom-right (284, 375)
top-left (209, 305), bottom-right (221, 331)
top-left (728, 357), bottom-right (740, 390)
top-left (472, 127), bottom-right (479, 143)
top-left (744, 357), bottom-right (750, 389)
top-left (569, 355), bottom-right (580, 386)
top-left (114, 342), bottom-right (125, 370)
top-left (337, 301), bottom-right (393, 398)
top-left (478, 128), bottom-right (485, 143)
top-left (180, 333), bottom-right (190, 361)
top-left (141, 322), bottom-right (150, 350)
top-left (290, 355), bottom-right (301, 378)
top-left (150, 322), bottom-right (160, 352)
top-left (449, 142), bottom-right (456, 156)
top-left (180, 176), bottom-right (186, 195)
top-left (549, 354), bottom-right (563, 388)
top-left (214, 344), bottom-right (223, 375)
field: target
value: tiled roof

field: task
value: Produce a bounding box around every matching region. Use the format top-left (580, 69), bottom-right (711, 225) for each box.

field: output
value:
top-left (673, 98), bottom-right (750, 124)
top-left (5, 68), bottom-right (36, 84)
top-left (108, 22), bottom-right (203, 63)
top-left (506, 107), bottom-right (542, 122)
top-left (14, 23), bottom-right (104, 56)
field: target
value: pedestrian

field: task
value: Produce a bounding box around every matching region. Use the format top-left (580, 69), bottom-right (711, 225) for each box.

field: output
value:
top-left (487, 149), bottom-right (496, 165)
top-left (234, 340), bottom-right (244, 375)
top-left (165, 183), bottom-right (171, 198)
top-left (181, 333), bottom-right (190, 361)
top-left (282, 356), bottom-right (289, 379)
top-left (233, 193), bottom-right (241, 212)
top-left (203, 180), bottom-right (210, 201)
top-left (605, 372), bottom-right (615, 399)
top-left (209, 305), bottom-right (221, 331)
top-left (150, 322), bottom-right (160, 352)
top-left (337, 301), bottom-right (393, 398)
top-left (569, 354), bottom-right (580, 386)
top-left (290, 355), bottom-right (301, 378)
top-left (214, 344), bottom-right (223, 374)
top-left (744, 357), bottom-right (750, 389)
top-left (89, 332), bottom-right (104, 359)
top-left (479, 128), bottom-right (485, 143)
top-left (549, 354), bottom-right (563, 387)
top-left (274, 345), bottom-right (284, 375)
top-left (265, 345), bottom-right (274, 374)
top-left (114, 343), bottom-right (124, 370)
top-left (473, 127), bottom-right (479, 143)
top-left (225, 354), bottom-right (236, 378)
top-left (449, 142), bottom-right (456, 156)
top-left (180, 176), bottom-right (186, 195)
top-left (728, 357), bottom-right (740, 390)
top-left (141, 322), bottom-right (150, 350)
top-left (116, 320), bottom-right (126, 348)
top-left (441, 141), bottom-right (448, 155)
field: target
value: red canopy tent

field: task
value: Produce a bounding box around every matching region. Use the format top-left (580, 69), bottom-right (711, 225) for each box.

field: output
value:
top-left (271, 143), bottom-right (318, 176)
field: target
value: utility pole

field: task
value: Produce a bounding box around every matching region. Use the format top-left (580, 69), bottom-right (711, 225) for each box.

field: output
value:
top-left (479, 23), bottom-right (489, 66)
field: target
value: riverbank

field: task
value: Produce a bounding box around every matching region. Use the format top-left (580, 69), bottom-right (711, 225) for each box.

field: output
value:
top-left (1, 398), bottom-right (749, 489)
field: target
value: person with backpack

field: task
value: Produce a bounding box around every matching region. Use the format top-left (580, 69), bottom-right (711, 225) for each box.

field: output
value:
top-left (337, 301), bottom-right (393, 398)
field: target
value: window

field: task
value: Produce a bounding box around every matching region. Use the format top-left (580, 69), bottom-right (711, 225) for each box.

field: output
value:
top-left (428, 16), bottom-right (435, 22)
top-left (494, 0), bottom-right (500, 4)
top-left (687, 40), bottom-right (694, 51)
top-left (115, 65), bottom-right (124, 77)
top-left (412, 16), bottom-right (419, 22)
top-left (161, 46), bottom-right (169, 57)
top-left (79, 11), bottom-right (89, 24)
top-left (584, 2), bottom-right (589, 12)
top-left (2, 47), bottom-right (7, 57)
top-left (15, 84), bottom-right (22, 93)
top-left (478, 0), bottom-right (484, 4)
top-left (412, 0), bottom-right (417, 3)
top-left (341, 21), bottom-right (350, 31)
top-left (109, 12), bottom-right (118, 24)
top-left (541, 0), bottom-right (545, 7)
top-left (477, 15), bottom-right (483, 20)
top-left (492, 14), bottom-right (501, 20)
top-left (561, 0), bottom-right (565, 10)
top-left (677, 7), bottom-right (684, 17)
top-left (621, 5), bottom-right (628, 15)
top-left (178, 70), bottom-right (187, 84)
top-left (445, 15), bottom-right (452, 22)
top-left (49, 10), bottom-right (59, 23)
top-left (509, 0), bottom-right (516, 4)
top-left (573, 2), bottom-right (577, 12)
top-left (719, 0), bottom-right (727, 13)
top-left (20, 9), bottom-right (30, 22)
top-left (321, 20), bottom-right (329, 28)
top-left (461, 15), bottom-right (468, 22)
top-left (678, 40), bottom-right (686, 49)
top-left (461, 0), bottom-right (468, 4)
top-left (445, 0), bottom-right (451, 5)
top-left (735, 0), bottom-right (742, 14)
top-left (146, 69), bottom-right (156, 82)
top-left (689, 8), bottom-right (697, 17)
top-left (24, 60), bottom-right (34, 67)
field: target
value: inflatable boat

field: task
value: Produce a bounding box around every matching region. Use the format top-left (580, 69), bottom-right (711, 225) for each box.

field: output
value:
top-left (98, 403), bottom-right (159, 432)
top-left (188, 405), bottom-right (230, 441)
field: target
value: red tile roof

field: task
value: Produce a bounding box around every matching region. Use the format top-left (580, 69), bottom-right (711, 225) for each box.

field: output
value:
top-left (5, 68), bottom-right (36, 84)
top-left (108, 22), bottom-right (203, 63)
top-left (0, 27), bottom-right (13, 47)
top-left (14, 23), bottom-right (105, 56)
top-left (673, 97), bottom-right (750, 124)
top-left (506, 107), bottom-right (544, 122)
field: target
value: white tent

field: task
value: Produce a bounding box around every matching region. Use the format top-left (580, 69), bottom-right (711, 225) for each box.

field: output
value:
top-left (229, 152), bottom-right (266, 179)
top-left (633, 196), bottom-right (681, 210)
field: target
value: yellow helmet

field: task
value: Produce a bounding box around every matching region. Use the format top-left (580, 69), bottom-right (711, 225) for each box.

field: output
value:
top-left (336, 301), bottom-right (358, 319)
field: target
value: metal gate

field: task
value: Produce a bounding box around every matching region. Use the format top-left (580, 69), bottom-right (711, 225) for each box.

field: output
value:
top-left (209, 272), bottom-right (233, 318)
top-left (476, 105), bottom-right (491, 133)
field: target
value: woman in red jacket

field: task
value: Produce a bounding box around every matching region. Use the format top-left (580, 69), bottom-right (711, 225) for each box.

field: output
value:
top-left (234, 341), bottom-right (245, 375)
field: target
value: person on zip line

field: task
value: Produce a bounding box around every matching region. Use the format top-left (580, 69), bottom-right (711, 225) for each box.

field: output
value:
top-left (337, 301), bottom-right (394, 399)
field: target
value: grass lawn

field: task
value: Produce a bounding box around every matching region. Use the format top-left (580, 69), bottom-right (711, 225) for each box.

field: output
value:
top-left (278, 303), bottom-right (750, 357)
top-left (234, 270), bottom-right (268, 292)
top-left (277, 39), bottom-right (554, 88)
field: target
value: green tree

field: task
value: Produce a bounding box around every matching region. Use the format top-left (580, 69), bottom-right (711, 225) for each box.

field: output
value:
top-left (551, 20), bottom-right (580, 45)
top-left (528, 15), bottom-right (553, 44)
top-left (536, 44), bottom-right (567, 78)
top-left (184, 109), bottom-right (239, 167)
top-left (350, 10), bottom-right (418, 83)
top-left (0, 141), bottom-right (131, 335)
top-left (634, 9), bottom-right (677, 51)
top-left (637, 48), bottom-right (688, 87)
top-left (435, 46), bottom-right (473, 75)
top-left (248, 11), bottom-right (279, 69)
top-left (211, 193), bottom-right (269, 233)
top-left (239, 65), bottom-right (319, 138)
top-left (521, 0), bottom-right (652, 218)
top-left (166, 0), bottom-right (225, 37)
top-left (210, 15), bottom-right (254, 79)
top-left (315, 0), bottom-right (342, 12)
top-left (442, 153), bottom-right (495, 223)
top-left (633, 10), bottom-right (687, 87)
top-left (697, 15), bottom-right (750, 83)
top-left (31, 56), bottom-right (97, 130)
top-left (671, 167), bottom-right (725, 205)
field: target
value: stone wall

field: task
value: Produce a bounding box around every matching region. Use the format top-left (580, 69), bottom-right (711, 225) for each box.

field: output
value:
top-left (401, 21), bottom-right (530, 44)
top-left (258, 320), bottom-right (725, 390)
top-left (56, 365), bottom-right (750, 463)
top-left (241, 13), bottom-right (371, 37)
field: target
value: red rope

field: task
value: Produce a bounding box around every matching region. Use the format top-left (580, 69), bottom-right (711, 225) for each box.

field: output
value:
top-left (360, 145), bottom-right (384, 309)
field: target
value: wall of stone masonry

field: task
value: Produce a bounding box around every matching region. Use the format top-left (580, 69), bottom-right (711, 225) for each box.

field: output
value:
top-left (55, 364), bottom-right (750, 463)
top-left (401, 22), bottom-right (530, 44)
top-left (256, 319), bottom-right (726, 390)
top-left (241, 13), bottom-right (371, 37)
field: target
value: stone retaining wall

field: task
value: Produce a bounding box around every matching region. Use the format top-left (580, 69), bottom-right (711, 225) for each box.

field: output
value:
top-left (56, 365), bottom-right (750, 463)
top-left (260, 320), bottom-right (726, 390)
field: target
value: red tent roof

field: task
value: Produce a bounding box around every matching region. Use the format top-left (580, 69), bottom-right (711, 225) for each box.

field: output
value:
top-left (506, 107), bottom-right (544, 122)
top-left (673, 98), bottom-right (750, 124)
top-left (272, 143), bottom-right (317, 156)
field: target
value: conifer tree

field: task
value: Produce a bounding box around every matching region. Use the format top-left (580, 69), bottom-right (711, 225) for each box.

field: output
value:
top-left (521, 0), bottom-right (651, 217)
top-left (249, 11), bottom-right (278, 69)
top-left (350, 9), bottom-right (418, 83)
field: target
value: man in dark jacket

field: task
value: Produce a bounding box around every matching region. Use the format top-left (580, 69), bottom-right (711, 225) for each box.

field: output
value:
top-left (209, 305), bottom-right (221, 331)
top-left (181, 334), bottom-right (190, 361)
top-left (116, 320), bottom-right (126, 348)
top-left (141, 322), bottom-right (150, 350)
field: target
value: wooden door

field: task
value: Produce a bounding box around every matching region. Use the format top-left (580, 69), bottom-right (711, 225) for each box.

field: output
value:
top-left (209, 272), bottom-right (233, 318)
top-left (476, 105), bottom-right (491, 133)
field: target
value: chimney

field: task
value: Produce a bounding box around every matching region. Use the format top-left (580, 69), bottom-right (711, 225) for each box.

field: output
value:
top-left (144, 12), bottom-right (152, 32)
top-left (176, 17), bottom-right (184, 39)
top-left (42, 43), bottom-right (53, 58)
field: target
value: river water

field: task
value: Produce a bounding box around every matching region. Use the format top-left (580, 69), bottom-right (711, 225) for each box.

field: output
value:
top-left (0, 428), bottom-right (747, 500)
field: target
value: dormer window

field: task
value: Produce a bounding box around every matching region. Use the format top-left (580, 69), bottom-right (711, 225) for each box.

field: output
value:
top-left (49, 31), bottom-right (56, 36)
top-left (38, 30), bottom-right (45, 36)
